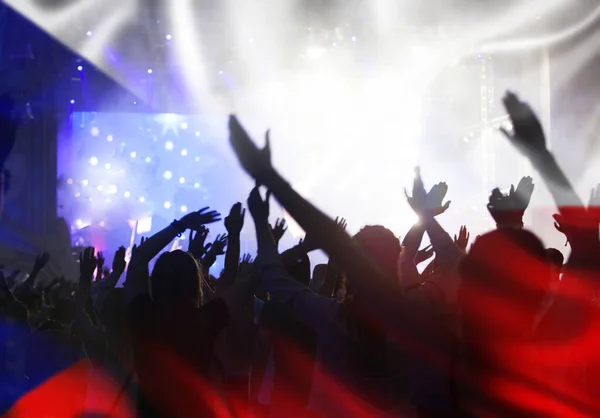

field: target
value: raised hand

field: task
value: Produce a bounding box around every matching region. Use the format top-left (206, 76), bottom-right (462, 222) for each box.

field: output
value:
top-left (270, 218), bottom-right (287, 243)
top-left (335, 216), bottom-right (348, 231)
top-left (405, 169), bottom-right (451, 217)
top-left (225, 202), bottom-right (246, 235)
top-left (189, 226), bottom-right (209, 259)
top-left (487, 176), bottom-right (534, 228)
top-left (500, 91), bottom-right (547, 159)
top-left (96, 251), bottom-right (105, 273)
top-left (247, 185), bottom-right (271, 223)
top-left (112, 246), bottom-right (126, 275)
top-left (131, 236), bottom-right (147, 259)
top-left (414, 245), bottom-right (434, 265)
top-left (454, 226), bottom-right (470, 252)
top-left (180, 207), bottom-right (222, 230)
top-left (229, 115), bottom-right (273, 184)
top-left (79, 247), bottom-right (97, 279)
top-left (208, 234), bottom-right (228, 256)
top-left (239, 253), bottom-right (254, 272)
top-left (515, 176), bottom-right (535, 211)
top-left (300, 216), bottom-right (345, 253)
top-left (240, 253), bottom-right (254, 264)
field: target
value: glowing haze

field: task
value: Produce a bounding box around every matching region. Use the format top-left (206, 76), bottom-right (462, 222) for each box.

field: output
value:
top-left (6, 0), bottom-right (600, 240)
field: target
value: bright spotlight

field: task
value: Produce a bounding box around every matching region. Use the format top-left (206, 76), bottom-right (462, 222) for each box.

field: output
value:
top-left (180, 122), bottom-right (188, 130)
top-left (164, 201), bottom-right (172, 209)
top-left (124, 191), bottom-right (131, 198)
top-left (180, 205), bottom-right (188, 213)
top-left (75, 219), bottom-right (83, 227)
top-left (147, 69), bottom-right (153, 74)
top-left (165, 141), bottom-right (174, 150)
top-left (89, 157), bottom-right (98, 166)
top-left (130, 151), bottom-right (137, 158)
top-left (181, 149), bottom-right (188, 156)
top-left (67, 178), bottom-right (73, 185)
top-left (163, 170), bottom-right (173, 180)
top-left (164, 114), bottom-right (177, 123)
top-left (77, 66), bottom-right (83, 71)
top-left (97, 185), bottom-right (103, 191)
top-left (306, 46), bottom-right (327, 59)
top-left (193, 182), bottom-right (200, 189)
top-left (91, 127), bottom-right (99, 136)
top-left (104, 163), bottom-right (111, 170)
top-left (166, 34), bottom-right (172, 40)
top-left (139, 197), bottom-right (145, 203)
top-left (145, 157), bottom-right (151, 163)
top-left (179, 177), bottom-right (185, 184)
top-left (107, 135), bottom-right (113, 142)
top-left (82, 179), bottom-right (89, 186)
top-left (137, 217), bottom-right (152, 234)
top-left (108, 185), bottom-right (118, 194)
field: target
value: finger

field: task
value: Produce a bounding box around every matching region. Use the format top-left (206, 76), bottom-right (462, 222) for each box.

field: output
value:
top-left (490, 188), bottom-right (503, 199)
top-left (442, 200), bottom-right (451, 210)
top-left (264, 129), bottom-right (271, 153)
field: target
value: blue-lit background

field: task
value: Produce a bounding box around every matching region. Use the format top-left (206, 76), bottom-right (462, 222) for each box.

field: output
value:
top-left (57, 111), bottom-right (257, 272)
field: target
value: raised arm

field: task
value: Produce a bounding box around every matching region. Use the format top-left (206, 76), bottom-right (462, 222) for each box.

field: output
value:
top-left (405, 173), bottom-right (460, 267)
top-left (13, 252), bottom-right (49, 310)
top-left (229, 116), bottom-right (439, 341)
top-left (199, 234), bottom-right (227, 276)
top-left (248, 185), bottom-right (337, 335)
top-left (92, 246), bottom-right (126, 313)
top-left (125, 208), bottom-right (221, 301)
top-left (500, 92), bottom-right (597, 263)
top-left (219, 202), bottom-right (245, 290)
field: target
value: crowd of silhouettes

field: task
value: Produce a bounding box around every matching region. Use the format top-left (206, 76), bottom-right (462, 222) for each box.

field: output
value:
top-left (1, 89), bottom-right (600, 417)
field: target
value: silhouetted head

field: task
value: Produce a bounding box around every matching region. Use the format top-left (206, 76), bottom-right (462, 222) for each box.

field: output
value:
top-left (458, 229), bottom-right (551, 339)
top-left (151, 250), bottom-right (203, 307)
top-left (353, 225), bottom-right (402, 279)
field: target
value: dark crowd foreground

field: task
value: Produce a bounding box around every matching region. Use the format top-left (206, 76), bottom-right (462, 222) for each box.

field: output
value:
top-left (1, 91), bottom-right (600, 417)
